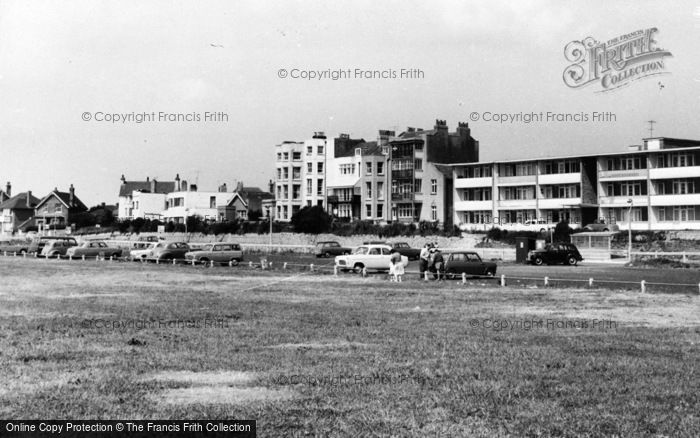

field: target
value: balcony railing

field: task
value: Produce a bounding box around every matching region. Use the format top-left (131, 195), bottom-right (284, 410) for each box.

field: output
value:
top-left (392, 169), bottom-right (414, 179)
top-left (391, 192), bottom-right (414, 201)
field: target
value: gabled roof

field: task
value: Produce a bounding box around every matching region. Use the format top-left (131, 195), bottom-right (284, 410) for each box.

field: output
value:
top-left (0, 192), bottom-right (40, 210)
top-left (226, 189), bottom-right (274, 207)
top-left (225, 192), bottom-right (248, 208)
top-left (36, 190), bottom-right (88, 211)
top-left (119, 181), bottom-right (176, 197)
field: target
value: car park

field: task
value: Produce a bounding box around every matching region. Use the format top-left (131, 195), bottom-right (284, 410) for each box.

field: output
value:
top-left (528, 243), bottom-right (583, 266)
top-left (184, 243), bottom-right (243, 265)
top-left (335, 244), bottom-right (409, 274)
top-left (147, 241), bottom-right (191, 261)
top-left (443, 251), bottom-right (497, 279)
top-left (314, 241), bottom-right (352, 258)
top-left (40, 239), bottom-right (79, 257)
top-left (66, 241), bottom-right (123, 258)
top-left (27, 236), bottom-right (78, 255)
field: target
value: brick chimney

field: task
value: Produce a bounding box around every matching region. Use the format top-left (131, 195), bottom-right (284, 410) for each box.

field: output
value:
top-left (150, 178), bottom-right (156, 193)
top-left (69, 184), bottom-right (75, 206)
top-left (268, 179), bottom-right (274, 193)
top-left (120, 174), bottom-right (126, 185)
top-left (236, 181), bottom-right (244, 192)
top-left (175, 173), bottom-right (181, 191)
top-left (5, 181), bottom-right (10, 197)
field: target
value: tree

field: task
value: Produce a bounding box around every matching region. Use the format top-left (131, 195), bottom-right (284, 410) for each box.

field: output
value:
top-left (553, 220), bottom-right (572, 243)
top-left (291, 206), bottom-right (331, 234)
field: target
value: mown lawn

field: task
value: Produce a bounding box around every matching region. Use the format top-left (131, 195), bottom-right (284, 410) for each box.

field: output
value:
top-left (0, 257), bottom-right (698, 437)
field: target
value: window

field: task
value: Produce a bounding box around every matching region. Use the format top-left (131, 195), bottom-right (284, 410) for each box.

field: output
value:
top-left (366, 204), bottom-right (372, 218)
top-left (340, 164), bottom-right (356, 175)
top-left (292, 167), bottom-right (301, 180)
top-left (307, 162), bottom-right (313, 173)
top-left (306, 179), bottom-right (312, 195)
top-left (377, 162), bottom-right (384, 175)
top-left (377, 182), bottom-right (384, 200)
top-left (317, 145), bottom-right (324, 155)
top-left (276, 153), bottom-right (282, 161)
top-left (210, 196), bottom-right (216, 208)
top-left (283, 168), bottom-right (289, 180)
top-left (366, 162), bottom-right (372, 175)
top-left (431, 205), bottom-right (437, 221)
top-left (431, 179), bottom-right (438, 194)
top-left (293, 185), bottom-right (301, 200)
top-left (317, 179), bottom-right (323, 196)
top-left (283, 205), bottom-right (288, 220)
top-left (414, 159), bottom-right (422, 171)
top-left (277, 186), bottom-right (281, 199)
top-left (366, 182), bottom-right (372, 199)
top-left (283, 152), bottom-right (289, 161)
top-left (414, 179), bottom-right (422, 193)
top-left (307, 146), bottom-right (313, 155)
top-left (292, 152), bottom-right (301, 161)
top-left (317, 162), bottom-right (324, 173)
top-left (283, 185), bottom-right (289, 199)
top-left (397, 204), bottom-right (414, 218)
top-left (376, 204), bottom-right (383, 218)
top-left (277, 168), bottom-right (282, 180)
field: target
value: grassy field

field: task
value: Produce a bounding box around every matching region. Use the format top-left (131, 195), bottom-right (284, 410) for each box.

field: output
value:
top-left (1, 257), bottom-right (698, 437)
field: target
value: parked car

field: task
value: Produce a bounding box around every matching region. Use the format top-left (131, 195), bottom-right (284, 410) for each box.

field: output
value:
top-left (386, 242), bottom-right (421, 260)
top-left (315, 241), bottom-right (352, 258)
top-left (66, 241), bottom-right (123, 258)
top-left (147, 241), bottom-right (191, 261)
top-left (185, 243), bottom-right (244, 265)
top-left (137, 235), bottom-right (162, 242)
top-left (583, 219), bottom-right (620, 232)
top-left (528, 243), bottom-right (583, 266)
top-left (128, 242), bottom-right (156, 261)
top-left (0, 239), bottom-right (31, 254)
top-left (443, 251), bottom-right (498, 279)
top-left (335, 244), bottom-right (409, 274)
top-left (40, 239), bottom-right (79, 257)
top-left (27, 236), bottom-right (78, 255)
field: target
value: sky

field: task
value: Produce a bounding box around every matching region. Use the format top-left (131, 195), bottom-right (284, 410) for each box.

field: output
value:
top-left (1, 0), bottom-right (699, 206)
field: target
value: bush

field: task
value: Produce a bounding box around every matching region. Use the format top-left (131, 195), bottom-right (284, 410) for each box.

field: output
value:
top-left (291, 206), bottom-right (332, 234)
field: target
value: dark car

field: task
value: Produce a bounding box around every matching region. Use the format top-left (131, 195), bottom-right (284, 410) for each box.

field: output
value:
top-left (387, 242), bottom-right (421, 260)
top-left (147, 241), bottom-right (191, 261)
top-left (528, 243), bottom-right (583, 266)
top-left (582, 219), bottom-right (619, 232)
top-left (314, 241), bottom-right (352, 258)
top-left (0, 239), bottom-right (31, 255)
top-left (443, 251), bottom-right (497, 279)
top-left (27, 236), bottom-right (78, 255)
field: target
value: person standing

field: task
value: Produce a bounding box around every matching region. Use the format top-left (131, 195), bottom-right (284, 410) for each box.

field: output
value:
top-left (432, 248), bottom-right (445, 281)
top-left (419, 243), bottom-right (431, 280)
top-left (390, 249), bottom-right (404, 282)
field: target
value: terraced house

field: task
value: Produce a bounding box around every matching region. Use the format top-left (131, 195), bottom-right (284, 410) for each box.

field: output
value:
top-left (453, 137), bottom-right (700, 231)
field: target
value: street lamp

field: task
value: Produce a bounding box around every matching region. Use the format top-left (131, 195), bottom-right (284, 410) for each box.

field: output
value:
top-left (184, 208), bottom-right (190, 239)
top-left (267, 205), bottom-right (273, 254)
top-left (627, 199), bottom-right (633, 261)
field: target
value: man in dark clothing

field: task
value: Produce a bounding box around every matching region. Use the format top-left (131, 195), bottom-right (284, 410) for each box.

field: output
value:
top-left (419, 243), bottom-right (431, 280)
top-left (431, 248), bottom-right (445, 281)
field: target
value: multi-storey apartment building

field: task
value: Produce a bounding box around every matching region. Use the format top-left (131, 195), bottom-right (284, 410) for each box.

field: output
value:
top-left (326, 132), bottom-right (390, 222)
top-left (453, 137), bottom-right (700, 231)
top-left (273, 132), bottom-right (328, 222)
top-left (388, 120), bottom-right (479, 225)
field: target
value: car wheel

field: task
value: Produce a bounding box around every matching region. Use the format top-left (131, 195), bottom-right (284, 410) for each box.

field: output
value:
top-left (353, 263), bottom-right (365, 274)
top-left (486, 270), bottom-right (495, 277)
top-left (51, 251), bottom-right (60, 258)
top-left (603, 228), bottom-right (609, 232)
top-left (534, 257), bottom-right (544, 266)
top-left (324, 251), bottom-right (331, 258)
top-left (343, 251), bottom-right (350, 255)
top-left (230, 258), bottom-right (240, 266)
top-left (540, 228), bottom-right (546, 233)
top-left (567, 255), bottom-right (578, 266)
top-left (199, 257), bottom-right (210, 264)
top-left (19, 249), bottom-right (27, 255)
top-left (446, 269), bottom-right (456, 280)
top-left (111, 253), bottom-right (120, 258)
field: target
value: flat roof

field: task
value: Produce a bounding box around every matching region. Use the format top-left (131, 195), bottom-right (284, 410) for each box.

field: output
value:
top-left (449, 138), bottom-right (700, 167)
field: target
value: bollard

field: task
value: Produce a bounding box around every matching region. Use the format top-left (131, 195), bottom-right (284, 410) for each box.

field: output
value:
top-left (3, 251), bottom-right (6, 256)
top-left (82, 255), bottom-right (85, 261)
top-left (462, 272), bottom-right (466, 284)
top-left (110, 256), bottom-right (113, 262)
top-left (34, 252), bottom-right (37, 258)
top-left (249, 261), bottom-right (253, 268)
top-left (156, 258), bottom-right (159, 265)
top-left (172, 258), bottom-right (176, 265)
top-left (269, 261), bottom-right (272, 268)
top-left (96, 255), bottom-right (99, 261)
top-left (334, 265), bottom-right (338, 276)
top-left (210, 260), bottom-right (215, 268)
top-left (589, 278), bottom-right (594, 287)
top-left (641, 280), bottom-right (646, 293)
top-left (500, 274), bottom-right (506, 287)
top-left (682, 252), bottom-right (688, 263)
top-left (362, 267), bottom-right (368, 278)
top-left (310, 263), bottom-right (314, 272)
top-left (424, 271), bottom-right (429, 281)
top-left (13, 251), bottom-right (16, 257)
top-left (69, 255), bottom-right (72, 261)
top-left (544, 276), bottom-right (549, 287)
top-left (283, 262), bottom-right (287, 270)
top-left (23, 252), bottom-right (26, 258)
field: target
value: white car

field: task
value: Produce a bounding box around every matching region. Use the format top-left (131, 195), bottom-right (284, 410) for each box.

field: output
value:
top-left (129, 242), bottom-right (156, 261)
top-left (335, 244), bottom-right (409, 274)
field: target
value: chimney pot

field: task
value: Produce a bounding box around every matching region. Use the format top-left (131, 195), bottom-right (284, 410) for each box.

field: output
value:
top-left (6, 181), bottom-right (11, 197)
top-left (26, 191), bottom-right (31, 207)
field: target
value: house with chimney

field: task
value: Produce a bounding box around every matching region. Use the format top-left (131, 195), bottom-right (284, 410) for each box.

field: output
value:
top-left (162, 180), bottom-right (233, 224)
top-left (217, 181), bottom-right (275, 221)
top-left (117, 174), bottom-right (178, 220)
top-left (34, 185), bottom-right (88, 231)
top-left (0, 183), bottom-right (40, 235)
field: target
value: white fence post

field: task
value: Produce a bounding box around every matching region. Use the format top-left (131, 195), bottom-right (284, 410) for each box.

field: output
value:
top-left (640, 280), bottom-right (646, 293)
top-left (424, 270), bottom-right (429, 281)
top-left (500, 274), bottom-right (506, 287)
top-left (462, 272), bottom-right (466, 284)
top-left (309, 263), bottom-right (314, 272)
top-left (589, 277), bottom-right (594, 287)
top-left (334, 265), bottom-right (338, 276)
top-left (283, 262), bottom-right (287, 270)
top-left (544, 276), bottom-right (549, 287)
